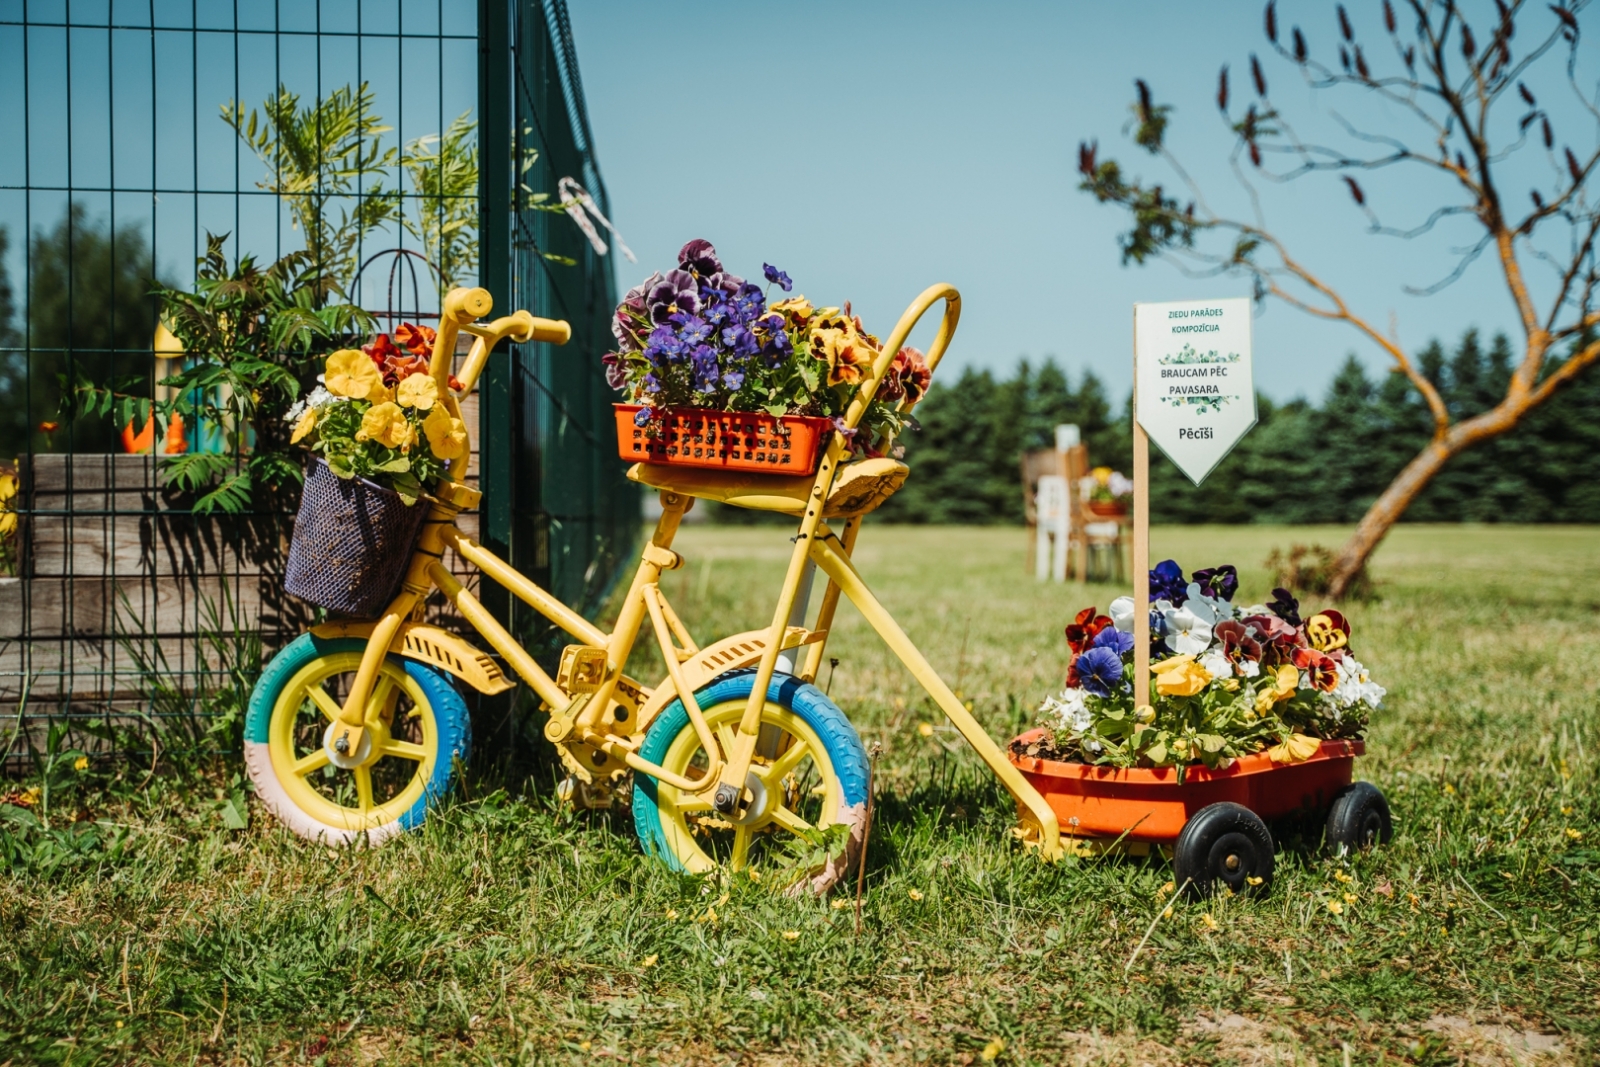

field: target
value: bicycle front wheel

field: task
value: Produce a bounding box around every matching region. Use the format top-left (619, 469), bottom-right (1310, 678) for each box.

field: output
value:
top-left (245, 633), bottom-right (470, 845)
top-left (632, 669), bottom-right (869, 894)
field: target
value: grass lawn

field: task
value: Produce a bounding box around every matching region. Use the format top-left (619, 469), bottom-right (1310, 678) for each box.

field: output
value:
top-left (3, 523), bottom-right (1598, 1065)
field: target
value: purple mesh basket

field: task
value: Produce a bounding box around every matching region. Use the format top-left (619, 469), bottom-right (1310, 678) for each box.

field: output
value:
top-left (284, 458), bottom-right (430, 618)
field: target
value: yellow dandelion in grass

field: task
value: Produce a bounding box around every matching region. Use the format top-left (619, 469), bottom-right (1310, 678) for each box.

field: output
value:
top-left (665, 909), bottom-right (679, 921)
top-left (1327, 900), bottom-right (1344, 915)
top-left (715, 892), bottom-right (730, 907)
top-left (781, 930), bottom-right (800, 941)
top-left (1333, 869), bottom-right (1352, 883)
top-left (1566, 828), bottom-right (1584, 841)
top-left (1201, 913), bottom-right (1219, 930)
top-left (1246, 876), bottom-right (1263, 887)
top-left (640, 954), bottom-right (658, 968)
top-left (578, 1040), bottom-right (591, 1052)
top-left (698, 906), bottom-right (719, 925)
top-left (1162, 906), bottom-right (1173, 919)
top-left (1344, 893), bottom-right (1358, 904)
top-left (831, 898), bottom-right (851, 911)
top-left (908, 888), bottom-right (925, 901)
top-left (73, 756), bottom-right (88, 771)
top-left (1159, 881), bottom-right (1175, 897)
top-left (748, 869), bottom-right (762, 884)
top-left (918, 722), bottom-right (934, 737)
top-left (1561, 805), bottom-right (1573, 816)
top-left (981, 1037), bottom-right (1006, 1062)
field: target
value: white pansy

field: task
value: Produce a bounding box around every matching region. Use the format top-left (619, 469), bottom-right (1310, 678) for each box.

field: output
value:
top-left (1162, 597), bottom-right (1216, 655)
top-left (1109, 596), bottom-right (1136, 634)
top-left (1039, 688), bottom-right (1093, 733)
top-left (1236, 658), bottom-right (1262, 678)
top-left (284, 384), bottom-right (342, 424)
top-left (1200, 650), bottom-right (1233, 679)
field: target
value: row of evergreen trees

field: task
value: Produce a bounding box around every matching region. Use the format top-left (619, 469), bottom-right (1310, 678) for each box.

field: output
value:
top-left (873, 331), bottom-right (1600, 524)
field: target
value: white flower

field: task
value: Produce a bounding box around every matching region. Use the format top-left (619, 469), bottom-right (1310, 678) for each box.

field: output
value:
top-left (1330, 657), bottom-right (1385, 709)
top-left (1162, 596), bottom-right (1217, 655)
top-left (1184, 583), bottom-right (1236, 623)
top-left (1236, 658), bottom-right (1261, 678)
top-left (284, 384), bottom-right (341, 424)
top-left (1200, 650), bottom-right (1233, 679)
top-left (1109, 596), bottom-right (1136, 634)
top-left (1040, 688), bottom-right (1093, 733)
top-left (1108, 472), bottom-right (1134, 497)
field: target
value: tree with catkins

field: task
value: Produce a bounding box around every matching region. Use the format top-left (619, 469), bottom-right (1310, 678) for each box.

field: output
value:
top-left (1078, 0), bottom-right (1600, 600)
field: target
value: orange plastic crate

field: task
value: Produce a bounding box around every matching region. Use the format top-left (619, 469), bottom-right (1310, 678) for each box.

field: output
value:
top-left (614, 404), bottom-right (832, 475)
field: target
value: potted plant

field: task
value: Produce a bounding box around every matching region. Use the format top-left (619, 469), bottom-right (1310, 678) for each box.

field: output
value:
top-left (1009, 561), bottom-right (1390, 891)
top-left (1084, 466), bottom-right (1133, 517)
top-left (278, 323), bottom-right (468, 617)
top-left (603, 240), bottom-right (929, 474)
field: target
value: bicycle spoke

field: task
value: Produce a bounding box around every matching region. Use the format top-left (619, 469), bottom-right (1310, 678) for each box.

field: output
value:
top-left (367, 676), bottom-right (398, 722)
top-left (354, 767), bottom-right (374, 814)
top-left (674, 794), bottom-right (714, 814)
top-left (769, 805), bottom-right (815, 836)
top-left (380, 739), bottom-right (427, 762)
top-left (715, 724), bottom-right (738, 761)
top-left (730, 826), bottom-right (751, 870)
top-left (291, 749), bottom-right (330, 777)
top-left (303, 683), bottom-right (342, 723)
top-left (766, 736), bottom-right (810, 783)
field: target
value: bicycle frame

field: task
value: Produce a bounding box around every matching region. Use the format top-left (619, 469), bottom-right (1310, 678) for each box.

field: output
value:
top-left (319, 285), bottom-right (1064, 859)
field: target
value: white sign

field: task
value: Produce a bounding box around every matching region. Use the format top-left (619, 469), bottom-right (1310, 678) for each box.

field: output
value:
top-left (1134, 298), bottom-right (1256, 485)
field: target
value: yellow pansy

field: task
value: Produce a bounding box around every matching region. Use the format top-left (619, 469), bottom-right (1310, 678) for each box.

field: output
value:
top-left (423, 406), bottom-right (469, 460)
top-left (289, 407), bottom-right (318, 444)
top-left (1151, 654), bottom-right (1211, 697)
top-left (324, 349), bottom-right (383, 400)
top-left (1267, 732), bottom-right (1321, 764)
top-left (0, 472), bottom-right (16, 502)
top-left (1255, 664), bottom-right (1299, 714)
top-left (771, 295), bottom-right (814, 323)
top-left (358, 402), bottom-right (412, 449)
top-left (395, 373), bottom-right (438, 410)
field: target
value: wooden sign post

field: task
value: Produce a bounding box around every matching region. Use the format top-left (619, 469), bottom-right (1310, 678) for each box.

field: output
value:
top-left (1131, 298), bottom-right (1256, 706)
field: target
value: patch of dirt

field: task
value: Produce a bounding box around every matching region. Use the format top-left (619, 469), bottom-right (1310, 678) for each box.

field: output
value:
top-left (1421, 1014), bottom-right (1567, 1064)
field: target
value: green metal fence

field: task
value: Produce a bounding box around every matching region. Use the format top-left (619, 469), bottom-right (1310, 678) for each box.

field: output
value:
top-left (0, 0), bottom-right (635, 768)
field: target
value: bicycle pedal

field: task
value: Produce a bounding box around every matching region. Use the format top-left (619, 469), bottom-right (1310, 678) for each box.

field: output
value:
top-left (557, 645), bottom-right (610, 693)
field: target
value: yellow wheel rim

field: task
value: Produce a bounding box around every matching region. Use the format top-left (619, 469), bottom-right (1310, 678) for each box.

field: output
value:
top-left (654, 698), bottom-right (843, 875)
top-left (266, 652), bottom-right (439, 832)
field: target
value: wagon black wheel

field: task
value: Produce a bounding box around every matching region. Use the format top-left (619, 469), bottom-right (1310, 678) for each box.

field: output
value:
top-left (1325, 782), bottom-right (1393, 855)
top-left (1173, 802), bottom-right (1275, 900)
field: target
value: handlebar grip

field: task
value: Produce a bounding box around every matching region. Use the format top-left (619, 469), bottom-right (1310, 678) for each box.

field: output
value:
top-left (526, 316), bottom-right (571, 345)
top-left (444, 287), bottom-right (493, 323)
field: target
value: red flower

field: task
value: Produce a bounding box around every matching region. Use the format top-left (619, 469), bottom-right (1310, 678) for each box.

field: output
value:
top-left (1065, 606), bottom-right (1112, 654)
top-left (885, 346), bottom-right (932, 406)
top-left (1291, 647), bottom-right (1339, 692)
top-left (394, 322), bottom-right (437, 357)
top-left (1242, 613), bottom-right (1302, 667)
top-left (1214, 619), bottom-right (1263, 666)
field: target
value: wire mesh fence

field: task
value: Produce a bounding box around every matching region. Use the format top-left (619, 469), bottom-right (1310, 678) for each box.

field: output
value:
top-left (0, 0), bottom-right (634, 772)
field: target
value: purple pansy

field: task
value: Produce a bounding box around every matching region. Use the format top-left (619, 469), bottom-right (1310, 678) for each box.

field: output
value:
top-left (1091, 627), bottom-right (1135, 656)
top-left (1191, 565), bottom-right (1239, 602)
top-left (763, 263), bottom-right (793, 292)
top-left (1076, 646), bottom-right (1124, 697)
top-left (647, 270), bottom-right (699, 323)
top-left (1150, 559), bottom-right (1188, 605)
top-left (678, 239), bottom-right (723, 276)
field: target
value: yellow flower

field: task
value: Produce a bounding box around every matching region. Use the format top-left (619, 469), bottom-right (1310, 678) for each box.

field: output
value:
top-left (748, 869), bottom-right (761, 883)
top-left (1344, 892), bottom-right (1358, 903)
top-left (1327, 900), bottom-right (1344, 915)
top-left (423, 406), bottom-right (469, 460)
top-left (358, 402), bottom-right (413, 449)
top-left (908, 888), bottom-right (924, 901)
top-left (324, 349), bottom-right (382, 400)
top-left (1151, 654), bottom-right (1211, 697)
top-left (918, 722), bottom-right (934, 737)
top-left (771, 295), bottom-right (814, 323)
top-left (289, 407), bottom-right (318, 444)
top-left (781, 930), bottom-right (800, 941)
top-left (664, 909), bottom-right (679, 921)
top-left (1255, 664), bottom-right (1300, 714)
top-left (1091, 466), bottom-right (1112, 485)
top-left (1158, 881), bottom-right (1175, 896)
top-left (0, 472), bottom-right (16, 502)
top-left (831, 898), bottom-right (850, 911)
top-left (980, 1038), bottom-right (1006, 1062)
top-left (1333, 869), bottom-right (1352, 883)
top-left (809, 314), bottom-right (877, 388)
top-left (1201, 913), bottom-right (1219, 930)
top-left (1136, 705), bottom-right (1157, 724)
top-left (74, 756), bottom-right (89, 771)
top-left (640, 954), bottom-right (658, 968)
top-left (1246, 876), bottom-right (1263, 887)
top-left (1268, 733), bottom-right (1321, 764)
top-left (1566, 828), bottom-right (1584, 841)
top-left (396, 373), bottom-right (438, 410)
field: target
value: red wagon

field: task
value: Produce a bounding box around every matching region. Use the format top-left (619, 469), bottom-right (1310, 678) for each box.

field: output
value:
top-left (1010, 729), bottom-right (1391, 897)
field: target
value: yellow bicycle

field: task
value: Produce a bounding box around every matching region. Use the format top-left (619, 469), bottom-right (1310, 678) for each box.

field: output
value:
top-left (246, 285), bottom-right (1064, 885)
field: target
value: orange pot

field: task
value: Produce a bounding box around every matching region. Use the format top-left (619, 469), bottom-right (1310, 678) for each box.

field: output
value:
top-left (120, 414), bottom-right (188, 455)
top-left (1009, 727), bottom-right (1362, 842)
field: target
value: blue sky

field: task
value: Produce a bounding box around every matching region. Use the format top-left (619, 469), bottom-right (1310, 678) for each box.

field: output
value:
top-left (569, 0), bottom-right (1598, 403)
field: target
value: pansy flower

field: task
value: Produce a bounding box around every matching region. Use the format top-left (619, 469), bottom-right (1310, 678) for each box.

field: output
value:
top-left (1190, 565), bottom-right (1238, 602)
top-left (1291, 647), bottom-right (1340, 692)
top-left (677, 238), bottom-right (723, 276)
top-left (1076, 647), bottom-right (1124, 697)
top-left (1149, 560), bottom-right (1188, 605)
top-left (763, 263), bottom-right (793, 292)
top-left (393, 322), bottom-right (437, 358)
top-left (1065, 606), bottom-right (1113, 653)
top-left (1302, 610), bottom-right (1351, 652)
top-left (1214, 619), bottom-right (1263, 666)
top-left (1266, 587), bottom-right (1302, 627)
